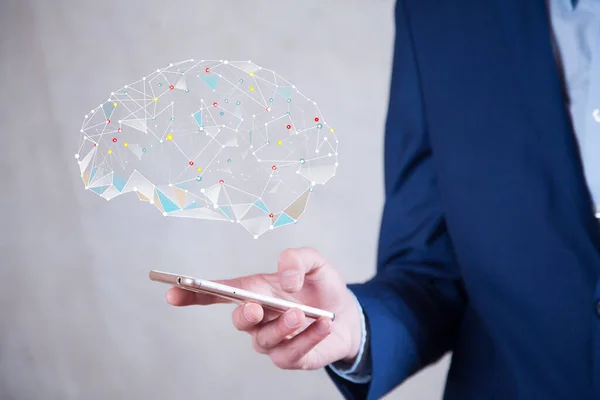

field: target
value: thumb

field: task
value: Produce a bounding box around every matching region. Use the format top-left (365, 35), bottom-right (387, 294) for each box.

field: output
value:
top-left (277, 247), bottom-right (337, 293)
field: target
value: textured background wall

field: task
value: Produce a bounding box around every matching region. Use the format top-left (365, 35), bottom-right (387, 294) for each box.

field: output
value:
top-left (0, 0), bottom-right (449, 398)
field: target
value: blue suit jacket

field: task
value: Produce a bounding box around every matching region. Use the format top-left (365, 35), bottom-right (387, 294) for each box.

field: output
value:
top-left (327, 1), bottom-right (600, 398)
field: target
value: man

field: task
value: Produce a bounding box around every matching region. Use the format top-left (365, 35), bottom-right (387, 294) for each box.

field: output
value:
top-left (165, 0), bottom-right (600, 398)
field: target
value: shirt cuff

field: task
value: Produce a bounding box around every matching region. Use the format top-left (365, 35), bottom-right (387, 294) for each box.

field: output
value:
top-left (327, 290), bottom-right (372, 384)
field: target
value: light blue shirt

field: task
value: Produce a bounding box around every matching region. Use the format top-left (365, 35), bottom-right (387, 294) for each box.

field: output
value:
top-left (329, 0), bottom-right (600, 383)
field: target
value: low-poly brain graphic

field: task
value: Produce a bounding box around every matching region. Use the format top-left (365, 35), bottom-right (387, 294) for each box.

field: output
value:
top-left (75, 59), bottom-right (339, 238)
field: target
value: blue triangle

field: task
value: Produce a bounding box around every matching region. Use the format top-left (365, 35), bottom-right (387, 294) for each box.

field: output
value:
top-left (201, 75), bottom-right (219, 90)
top-left (102, 102), bottom-right (115, 119)
top-left (113, 175), bottom-right (126, 192)
top-left (156, 189), bottom-right (180, 213)
top-left (219, 206), bottom-right (232, 220)
top-left (89, 167), bottom-right (97, 183)
top-left (277, 87), bottom-right (293, 100)
top-left (174, 182), bottom-right (188, 190)
top-left (185, 202), bottom-right (201, 210)
top-left (253, 199), bottom-right (269, 213)
top-left (90, 186), bottom-right (108, 194)
top-left (192, 111), bottom-right (203, 127)
top-left (274, 213), bottom-right (294, 227)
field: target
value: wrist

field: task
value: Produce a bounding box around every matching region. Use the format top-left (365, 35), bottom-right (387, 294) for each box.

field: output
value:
top-left (340, 288), bottom-right (365, 364)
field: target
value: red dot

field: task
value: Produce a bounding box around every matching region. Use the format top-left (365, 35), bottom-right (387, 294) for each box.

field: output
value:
top-left (213, 102), bottom-right (218, 107)
top-left (269, 213), bottom-right (274, 218)
top-left (266, 107), bottom-right (271, 112)
top-left (205, 68), bottom-right (210, 73)
top-left (94, 143), bottom-right (97, 147)
top-left (219, 180), bottom-right (224, 184)
top-left (286, 124), bottom-right (291, 129)
top-left (107, 119), bottom-right (111, 124)
top-left (169, 85), bottom-right (174, 90)
top-left (189, 161), bottom-right (194, 166)
top-left (112, 138), bottom-right (117, 143)
top-left (314, 117), bottom-right (319, 122)
top-left (117, 128), bottom-right (122, 133)
top-left (272, 165), bottom-right (277, 171)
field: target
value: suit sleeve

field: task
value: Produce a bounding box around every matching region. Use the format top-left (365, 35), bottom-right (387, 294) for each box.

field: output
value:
top-left (326, 1), bottom-right (467, 398)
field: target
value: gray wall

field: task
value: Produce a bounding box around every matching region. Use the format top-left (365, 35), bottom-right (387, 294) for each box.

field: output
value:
top-left (0, 0), bottom-right (449, 398)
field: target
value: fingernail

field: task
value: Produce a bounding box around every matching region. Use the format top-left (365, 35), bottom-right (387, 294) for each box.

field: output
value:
top-left (283, 310), bottom-right (300, 328)
top-left (317, 318), bottom-right (331, 334)
top-left (281, 270), bottom-right (300, 291)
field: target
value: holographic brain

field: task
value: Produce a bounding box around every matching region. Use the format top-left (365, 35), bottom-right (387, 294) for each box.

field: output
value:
top-left (76, 59), bottom-right (339, 238)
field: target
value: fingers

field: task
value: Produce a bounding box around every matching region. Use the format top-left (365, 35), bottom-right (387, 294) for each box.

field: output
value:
top-left (269, 317), bottom-right (333, 370)
top-left (232, 303), bottom-right (264, 331)
top-left (252, 308), bottom-right (306, 353)
top-left (277, 248), bottom-right (333, 293)
top-left (166, 286), bottom-right (230, 306)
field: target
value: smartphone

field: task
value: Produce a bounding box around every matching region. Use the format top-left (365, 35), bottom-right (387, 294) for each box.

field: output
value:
top-left (149, 270), bottom-right (335, 321)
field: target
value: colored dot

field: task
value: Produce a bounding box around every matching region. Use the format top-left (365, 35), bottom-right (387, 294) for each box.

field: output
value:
top-left (286, 124), bottom-right (291, 129)
top-left (112, 138), bottom-right (117, 142)
top-left (300, 158), bottom-right (305, 164)
top-left (224, 99), bottom-right (229, 103)
top-left (272, 165), bottom-right (277, 170)
top-left (317, 123), bottom-right (323, 129)
top-left (169, 85), bottom-right (174, 90)
top-left (158, 82), bottom-right (163, 87)
top-left (249, 86), bottom-right (255, 91)
top-left (166, 134), bottom-right (173, 140)
top-left (205, 67), bottom-right (210, 72)
top-left (197, 167), bottom-right (203, 172)
top-left (108, 149), bottom-right (112, 154)
top-left (113, 102), bottom-right (118, 107)
top-left (213, 102), bottom-right (218, 107)
top-left (269, 98), bottom-right (273, 102)
top-left (236, 101), bottom-right (241, 105)
top-left (189, 161), bottom-right (194, 166)
top-left (196, 176), bottom-right (202, 182)
top-left (287, 99), bottom-right (291, 103)
top-left (239, 79), bottom-right (244, 83)
top-left (330, 128), bottom-right (334, 132)
top-left (117, 127), bottom-right (122, 133)
top-left (277, 140), bottom-right (283, 145)
top-left (266, 107), bottom-right (271, 112)
top-left (227, 159), bottom-right (232, 163)
top-left (185, 89), bottom-right (189, 92)
top-left (142, 148), bottom-right (147, 152)
top-left (124, 142), bottom-right (129, 147)
top-left (94, 143), bottom-right (97, 147)
top-left (154, 97), bottom-right (158, 102)
top-left (220, 111), bottom-right (224, 116)
top-left (269, 213), bottom-right (274, 218)
top-left (219, 180), bottom-right (224, 184)
top-left (314, 117), bottom-right (319, 122)
top-left (106, 119), bottom-right (111, 124)
top-left (249, 71), bottom-right (254, 76)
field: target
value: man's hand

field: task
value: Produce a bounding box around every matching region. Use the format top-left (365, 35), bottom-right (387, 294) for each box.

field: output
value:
top-left (166, 247), bottom-right (363, 370)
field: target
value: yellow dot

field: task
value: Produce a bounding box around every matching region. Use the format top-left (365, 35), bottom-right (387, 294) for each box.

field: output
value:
top-left (108, 149), bottom-right (112, 154)
top-left (167, 133), bottom-right (173, 140)
top-left (196, 167), bottom-right (203, 172)
top-left (154, 97), bottom-right (158, 102)
top-left (113, 102), bottom-right (118, 107)
top-left (330, 128), bottom-right (334, 133)
top-left (277, 140), bottom-right (283, 145)
top-left (124, 142), bottom-right (128, 147)
top-left (249, 86), bottom-right (255, 91)
top-left (249, 71), bottom-right (254, 76)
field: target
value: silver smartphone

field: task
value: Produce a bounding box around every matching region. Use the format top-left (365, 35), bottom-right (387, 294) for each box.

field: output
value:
top-left (149, 270), bottom-right (335, 321)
